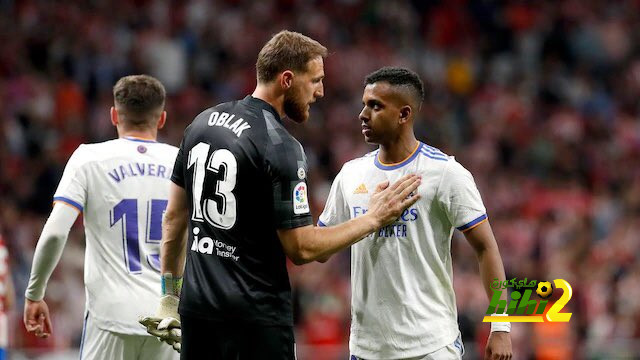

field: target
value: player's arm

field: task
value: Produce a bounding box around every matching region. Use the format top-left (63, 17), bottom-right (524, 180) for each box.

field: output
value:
top-left (463, 221), bottom-right (506, 302)
top-left (24, 202), bottom-right (80, 338)
top-left (140, 142), bottom-right (186, 352)
top-left (139, 182), bottom-right (186, 352)
top-left (464, 221), bottom-right (512, 359)
top-left (4, 257), bottom-right (15, 311)
top-left (278, 174), bottom-right (421, 265)
top-left (160, 182), bottom-right (188, 277)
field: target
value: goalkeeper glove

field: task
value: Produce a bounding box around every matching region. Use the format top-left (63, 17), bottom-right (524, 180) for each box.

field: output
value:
top-left (139, 273), bottom-right (182, 353)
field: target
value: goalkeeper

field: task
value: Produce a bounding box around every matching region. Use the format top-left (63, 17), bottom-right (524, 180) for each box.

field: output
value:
top-left (142, 30), bottom-right (421, 359)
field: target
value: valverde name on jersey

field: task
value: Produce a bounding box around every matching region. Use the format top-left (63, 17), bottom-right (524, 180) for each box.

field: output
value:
top-left (107, 162), bottom-right (173, 183)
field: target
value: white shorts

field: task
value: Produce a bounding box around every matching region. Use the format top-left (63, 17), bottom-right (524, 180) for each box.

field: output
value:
top-left (351, 334), bottom-right (464, 360)
top-left (79, 312), bottom-right (179, 360)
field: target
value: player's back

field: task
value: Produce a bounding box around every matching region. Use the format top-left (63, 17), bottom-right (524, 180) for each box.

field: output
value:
top-left (54, 137), bottom-right (178, 334)
top-left (172, 96), bottom-right (312, 326)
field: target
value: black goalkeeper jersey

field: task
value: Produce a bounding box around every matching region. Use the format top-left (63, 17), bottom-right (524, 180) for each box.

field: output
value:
top-left (171, 96), bottom-right (313, 325)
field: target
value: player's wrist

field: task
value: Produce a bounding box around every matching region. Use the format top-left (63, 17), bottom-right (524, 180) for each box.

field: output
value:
top-left (361, 213), bottom-right (382, 234)
top-left (161, 273), bottom-right (183, 297)
top-left (24, 290), bottom-right (44, 303)
top-left (489, 313), bottom-right (511, 333)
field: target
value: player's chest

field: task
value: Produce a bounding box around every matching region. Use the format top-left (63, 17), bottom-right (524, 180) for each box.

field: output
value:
top-left (341, 168), bottom-right (439, 219)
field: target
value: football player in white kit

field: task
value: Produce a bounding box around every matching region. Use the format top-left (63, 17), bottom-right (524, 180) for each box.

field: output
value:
top-left (319, 67), bottom-right (513, 360)
top-left (23, 75), bottom-right (179, 360)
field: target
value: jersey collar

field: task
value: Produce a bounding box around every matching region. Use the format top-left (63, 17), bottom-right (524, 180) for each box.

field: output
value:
top-left (374, 142), bottom-right (422, 170)
top-left (244, 96), bottom-right (282, 123)
top-left (123, 136), bottom-right (157, 143)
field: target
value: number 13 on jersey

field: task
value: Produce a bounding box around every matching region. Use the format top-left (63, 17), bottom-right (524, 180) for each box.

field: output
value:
top-left (188, 142), bottom-right (238, 229)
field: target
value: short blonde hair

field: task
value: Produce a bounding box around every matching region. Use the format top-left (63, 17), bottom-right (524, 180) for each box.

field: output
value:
top-left (256, 30), bottom-right (328, 83)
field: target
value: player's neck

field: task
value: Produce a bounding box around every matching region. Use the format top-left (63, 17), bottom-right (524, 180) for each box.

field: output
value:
top-left (252, 84), bottom-right (285, 119)
top-left (118, 129), bottom-right (157, 141)
top-left (378, 135), bottom-right (419, 165)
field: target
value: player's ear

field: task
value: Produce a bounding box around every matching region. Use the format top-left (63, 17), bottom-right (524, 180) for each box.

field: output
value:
top-left (110, 106), bottom-right (119, 127)
top-left (157, 111), bottom-right (166, 130)
top-left (280, 70), bottom-right (294, 90)
top-left (399, 105), bottom-right (412, 125)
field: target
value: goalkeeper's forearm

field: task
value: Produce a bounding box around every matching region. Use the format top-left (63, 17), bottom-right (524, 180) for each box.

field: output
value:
top-left (161, 183), bottom-right (188, 277)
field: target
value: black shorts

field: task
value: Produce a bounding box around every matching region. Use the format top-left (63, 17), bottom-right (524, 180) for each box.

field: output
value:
top-left (180, 314), bottom-right (295, 360)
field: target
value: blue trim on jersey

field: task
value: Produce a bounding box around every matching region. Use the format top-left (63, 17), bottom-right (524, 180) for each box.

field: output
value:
top-left (0, 348), bottom-right (6, 360)
top-left (317, 220), bottom-right (327, 227)
top-left (420, 144), bottom-right (448, 161)
top-left (421, 145), bottom-right (446, 157)
top-left (79, 311), bottom-right (89, 359)
top-left (53, 197), bottom-right (84, 212)
top-left (457, 214), bottom-right (488, 232)
top-left (123, 136), bottom-right (157, 143)
top-left (374, 143), bottom-right (422, 170)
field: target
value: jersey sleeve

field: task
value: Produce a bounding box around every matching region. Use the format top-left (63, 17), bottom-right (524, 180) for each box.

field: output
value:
top-left (318, 168), bottom-right (350, 227)
top-left (53, 145), bottom-right (89, 212)
top-left (437, 160), bottom-right (487, 233)
top-left (265, 139), bottom-right (313, 229)
top-left (171, 139), bottom-right (186, 188)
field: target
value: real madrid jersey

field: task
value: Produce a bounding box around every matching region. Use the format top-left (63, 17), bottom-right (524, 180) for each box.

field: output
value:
top-left (53, 137), bottom-right (178, 335)
top-left (171, 96), bottom-right (312, 325)
top-left (318, 142), bottom-right (487, 359)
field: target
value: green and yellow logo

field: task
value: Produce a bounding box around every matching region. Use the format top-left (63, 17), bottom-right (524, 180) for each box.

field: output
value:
top-left (483, 278), bottom-right (572, 323)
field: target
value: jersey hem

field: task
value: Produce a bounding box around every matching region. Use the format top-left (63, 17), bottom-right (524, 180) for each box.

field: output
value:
top-left (350, 327), bottom-right (459, 360)
top-left (88, 311), bottom-right (151, 336)
top-left (178, 307), bottom-right (293, 326)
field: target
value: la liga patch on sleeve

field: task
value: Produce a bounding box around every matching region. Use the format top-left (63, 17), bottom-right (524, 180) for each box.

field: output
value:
top-left (293, 182), bottom-right (310, 214)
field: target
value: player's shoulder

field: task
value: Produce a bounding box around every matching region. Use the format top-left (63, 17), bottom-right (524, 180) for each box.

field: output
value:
top-left (418, 143), bottom-right (451, 162)
top-left (72, 139), bottom-right (177, 161)
top-left (152, 141), bottom-right (179, 155)
top-left (192, 98), bottom-right (267, 123)
top-left (416, 142), bottom-right (455, 171)
top-left (189, 99), bottom-right (270, 142)
top-left (68, 140), bottom-right (119, 165)
top-left (339, 149), bottom-right (379, 174)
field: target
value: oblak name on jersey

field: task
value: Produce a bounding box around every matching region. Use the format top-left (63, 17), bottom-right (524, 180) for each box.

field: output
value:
top-left (207, 111), bottom-right (251, 137)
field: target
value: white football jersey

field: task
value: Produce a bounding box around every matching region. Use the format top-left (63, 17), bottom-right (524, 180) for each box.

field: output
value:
top-left (53, 137), bottom-right (178, 335)
top-left (319, 142), bottom-right (487, 359)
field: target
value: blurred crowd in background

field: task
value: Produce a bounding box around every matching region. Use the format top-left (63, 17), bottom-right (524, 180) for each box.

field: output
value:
top-left (1, 0), bottom-right (640, 359)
